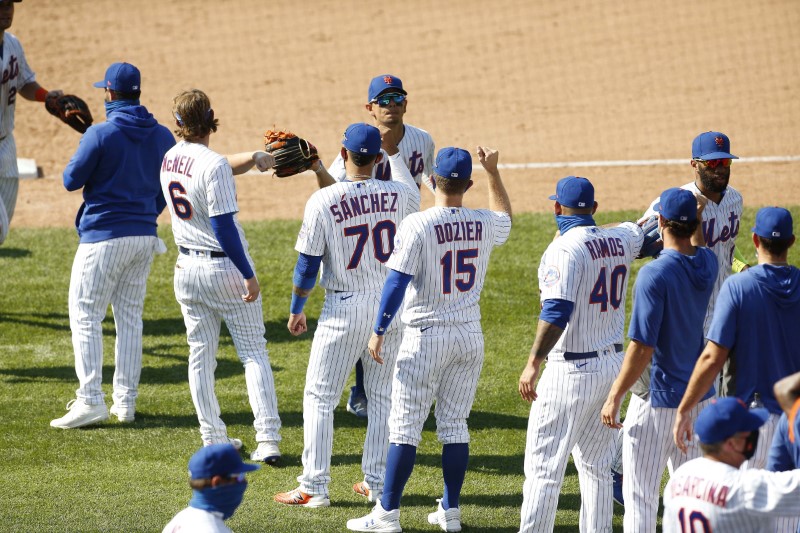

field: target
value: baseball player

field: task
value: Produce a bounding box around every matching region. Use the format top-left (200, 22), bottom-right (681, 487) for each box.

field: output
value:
top-left (162, 443), bottom-right (260, 533)
top-left (611, 131), bottom-right (746, 502)
top-left (601, 188), bottom-right (718, 532)
top-left (312, 74), bottom-right (436, 418)
top-left (159, 89), bottom-right (282, 461)
top-left (272, 122), bottom-right (420, 508)
top-left (0, 0), bottom-right (72, 245)
top-left (663, 398), bottom-right (800, 532)
top-left (518, 176), bottom-right (643, 532)
top-left (50, 62), bottom-right (175, 429)
top-left (674, 207), bottom-right (800, 472)
top-left (347, 146), bottom-right (512, 533)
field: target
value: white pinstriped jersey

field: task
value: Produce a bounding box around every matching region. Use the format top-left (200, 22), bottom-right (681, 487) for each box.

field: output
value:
top-left (539, 222), bottom-right (644, 352)
top-left (663, 457), bottom-right (800, 532)
top-left (0, 33), bottom-right (35, 178)
top-left (387, 206), bottom-right (512, 326)
top-left (296, 153), bottom-right (420, 291)
top-left (642, 182), bottom-right (743, 332)
top-left (328, 124), bottom-right (435, 192)
top-left (160, 141), bottom-right (247, 253)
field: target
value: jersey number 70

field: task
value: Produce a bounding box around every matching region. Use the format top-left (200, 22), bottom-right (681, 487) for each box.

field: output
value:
top-left (344, 220), bottom-right (396, 269)
top-left (589, 265), bottom-right (627, 311)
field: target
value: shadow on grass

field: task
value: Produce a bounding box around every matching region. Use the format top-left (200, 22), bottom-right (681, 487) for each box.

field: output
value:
top-left (0, 247), bottom-right (31, 258)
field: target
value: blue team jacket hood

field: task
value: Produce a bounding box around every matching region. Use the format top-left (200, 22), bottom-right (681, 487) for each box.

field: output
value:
top-left (662, 248), bottom-right (716, 291)
top-left (107, 105), bottom-right (161, 142)
top-left (749, 264), bottom-right (800, 307)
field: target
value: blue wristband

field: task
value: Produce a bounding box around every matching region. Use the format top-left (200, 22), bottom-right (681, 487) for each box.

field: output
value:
top-left (290, 293), bottom-right (308, 315)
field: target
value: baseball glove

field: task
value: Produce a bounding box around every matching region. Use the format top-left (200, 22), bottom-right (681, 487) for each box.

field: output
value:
top-left (637, 214), bottom-right (663, 259)
top-left (45, 94), bottom-right (93, 134)
top-left (263, 129), bottom-right (318, 178)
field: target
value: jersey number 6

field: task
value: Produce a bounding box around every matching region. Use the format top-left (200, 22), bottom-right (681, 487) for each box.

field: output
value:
top-left (589, 265), bottom-right (627, 311)
top-left (168, 182), bottom-right (193, 220)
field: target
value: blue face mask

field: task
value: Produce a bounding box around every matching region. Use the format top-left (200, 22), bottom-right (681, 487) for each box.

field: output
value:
top-left (555, 214), bottom-right (596, 234)
top-left (188, 481), bottom-right (248, 520)
top-left (104, 99), bottom-right (139, 117)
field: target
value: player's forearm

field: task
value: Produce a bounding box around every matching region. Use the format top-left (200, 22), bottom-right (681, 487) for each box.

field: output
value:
top-left (731, 246), bottom-right (750, 273)
top-left (387, 154), bottom-right (421, 207)
top-left (19, 81), bottom-right (47, 101)
top-left (677, 341), bottom-right (728, 415)
top-left (313, 160), bottom-right (336, 188)
top-left (774, 371), bottom-right (800, 414)
top-left (486, 170), bottom-right (512, 218)
top-left (608, 340), bottom-right (653, 401)
top-left (527, 320), bottom-right (564, 366)
top-left (225, 152), bottom-right (262, 175)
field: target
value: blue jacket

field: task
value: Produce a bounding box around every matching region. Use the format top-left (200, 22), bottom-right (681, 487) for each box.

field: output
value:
top-left (63, 105), bottom-right (175, 243)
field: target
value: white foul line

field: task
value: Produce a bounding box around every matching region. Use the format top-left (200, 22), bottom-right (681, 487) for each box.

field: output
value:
top-left (493, 155), bottom-right (800, 170)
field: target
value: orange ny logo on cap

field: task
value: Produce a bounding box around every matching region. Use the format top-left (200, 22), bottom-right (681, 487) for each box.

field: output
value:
top-left (715, 136), bottom-right (725, 147)
top-left (383, 76), bottom-right (393, 84)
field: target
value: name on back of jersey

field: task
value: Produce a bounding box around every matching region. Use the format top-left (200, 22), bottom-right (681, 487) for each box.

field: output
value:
top-left (162, 153), bottom-right (195, 178)
top-left (434, 221), bottom-right (483, 244)
top-left (584, 237), bottom-right (626, 260)
top-left (329, 192), bottom-right (398, 224)
top-left (669, 475), bottom-right (730, 508)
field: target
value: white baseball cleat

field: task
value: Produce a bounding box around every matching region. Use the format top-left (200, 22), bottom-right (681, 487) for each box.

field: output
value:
top-left (427, 499), bottom-right (461, 532)
top-left (250, 441), bottom-right (281, 465)
top-left (346, 501), bottom-right (401, 532)
top-left (110, 404), bottom-right (135, 423)
top-left (203, 437), bottom-right (243, 450)
top-left (50, 399), bottom-right (109, 429)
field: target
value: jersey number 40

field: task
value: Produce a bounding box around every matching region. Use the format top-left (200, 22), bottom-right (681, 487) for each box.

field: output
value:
top-left (589, 265), bottom-right (627, 311)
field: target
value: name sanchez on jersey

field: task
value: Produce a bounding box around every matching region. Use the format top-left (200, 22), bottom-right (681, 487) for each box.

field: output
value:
top-left (584, 236), bottom-right (626, 260)
top-left (434, 221), bottom-right (483, 243)
top-left (329, 192), bottom-right (399, 224)
top-left (668, 475), bottom-right (730, 508)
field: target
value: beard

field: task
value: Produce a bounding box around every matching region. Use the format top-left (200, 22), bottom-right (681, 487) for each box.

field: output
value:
top-left (698, 165), bottom-right (730, 194)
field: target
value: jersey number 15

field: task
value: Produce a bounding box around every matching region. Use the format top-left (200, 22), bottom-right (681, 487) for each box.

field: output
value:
top-left (441, 249), bottom-right (478, 294)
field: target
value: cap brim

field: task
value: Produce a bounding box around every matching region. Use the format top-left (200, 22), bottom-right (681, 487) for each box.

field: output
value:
top-left (548, 194), bottom-right (558, 201)
top-left (698, 152), bottom-right (738, 160)
top-left (742, 407), bottom-right (770, 431)
top-left (92, 81), bottom-right (106, 88)
top-left (238, 462), bottom-right (261, 473)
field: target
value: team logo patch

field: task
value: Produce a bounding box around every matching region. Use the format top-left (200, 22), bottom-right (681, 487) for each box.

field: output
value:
top-left (383, 75), bottom-right (393, 84)
top-left (298, 222), bottom-right (308, 241)
top-left (392, 236), bottom-right (403, 253)
top-left (715, 136), bottom-right (725, 147)
top-left (542, 265), bottom-right (560, 287)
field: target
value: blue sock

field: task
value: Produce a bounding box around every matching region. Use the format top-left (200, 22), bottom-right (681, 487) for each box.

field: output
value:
top-left (442, 443), bottom-right (469, 510)
top-left (354, 360), bottom-right (365, 393)
top-left (381, 443), bottom-right (417, 511)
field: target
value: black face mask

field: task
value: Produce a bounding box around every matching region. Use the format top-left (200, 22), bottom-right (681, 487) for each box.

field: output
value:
top-left (742, 430), bottom-right (759, 460)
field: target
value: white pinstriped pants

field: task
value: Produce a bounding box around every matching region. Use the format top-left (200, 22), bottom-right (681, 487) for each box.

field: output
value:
top-left (520, 349), bottom-right (623, 533)
top-left (388, 321), bottom-right (485, 447)
top-left (299, 290), bottom-right (400, 496)
top-left (174, 252), bottom-right (281, 445)
top-left (0, 177), bottom-right (18, 244)
top-left (69, 236), bottom-right (161, 408)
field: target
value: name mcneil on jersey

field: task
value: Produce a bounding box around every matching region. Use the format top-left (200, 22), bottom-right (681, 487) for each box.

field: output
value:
top-left (703, 212), bottom-right (739, 248)
top-left (584, 237), bottom-right (626, 261)
top-left (329, 192), bottom-right (399, 224)
top-left (435, 221), bottom-right (484, 244)
top-left (162, 153), bottom-right (195, 178)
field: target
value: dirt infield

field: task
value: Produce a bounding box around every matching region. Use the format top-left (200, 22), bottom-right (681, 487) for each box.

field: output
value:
top-left (10, 0), bottom-right (800, 227)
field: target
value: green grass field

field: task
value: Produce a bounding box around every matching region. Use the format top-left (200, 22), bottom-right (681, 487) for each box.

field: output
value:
top-left (1, 208), bottom-right (797, 532)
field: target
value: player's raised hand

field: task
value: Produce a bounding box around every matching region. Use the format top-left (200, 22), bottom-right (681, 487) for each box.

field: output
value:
top-left (287, 312), bottom-right (308, 336)
top-left (518, 360), bottom-right (542, 402)
top-left (477, 146), bottom-right (499, 174)
top-left (673, 411), bottom-right (694, 454)
top-left (368, 333), bottom-right (385, 364)
top-left (252, 151), bottom-right (275, 172)
top-left (242, 276), bottom-right (260, 302)
top-left (600, 393), bottom-right (624, 429)
top-left (380, 127), bottom-right (400, 156)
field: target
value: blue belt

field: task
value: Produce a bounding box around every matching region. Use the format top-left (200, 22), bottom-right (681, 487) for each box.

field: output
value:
top-left (563, 343), bottom-right (623, 361)
top-left (179, 246), bottom-right (227, 258)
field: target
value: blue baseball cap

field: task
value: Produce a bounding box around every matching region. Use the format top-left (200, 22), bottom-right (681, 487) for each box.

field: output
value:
top-left (93, 62), bottom-right (141, 92)
top-left (654, 187), bottom-right (697, 222)
top-left (692, 131), bottom-right (738, 160)
top-left (695, 397), bottom-right (769, 444)
top-left (752, 206), bottom-right (794, 239)
top-left (342, 123), bottom-right (381, 155)
top-left (548, 176), bottom-right (594, 208)
top-left (188, 444), bottom-right (260, 480)
top-left (433, 147), bottom-right (472, 180)
top-left (368, 74), bottom-right (407, 102)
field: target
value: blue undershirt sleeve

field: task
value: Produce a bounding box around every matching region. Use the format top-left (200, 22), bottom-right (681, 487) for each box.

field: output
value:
top-left (539, 298), bottom-right (574, 330)
top-left (210, 213), bottom-right (254, 279)
top-left (374, 269), bottom-right (413, 334)
top-left (290, 253), bottom-right (322, 314)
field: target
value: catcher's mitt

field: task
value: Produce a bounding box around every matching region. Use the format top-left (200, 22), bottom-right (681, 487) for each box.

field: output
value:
top-left (263, 129), bottom-right (318, 178)
top-left (637, 214), bottom-right (663, 259)
top-left (45, 94), bottom-right (93, 134)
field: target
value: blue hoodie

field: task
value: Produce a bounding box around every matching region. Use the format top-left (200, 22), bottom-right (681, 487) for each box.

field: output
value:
top-left (708, 263), bottom-right (800, 414)
top-left (63, 105), bottom-right (175, 243)
top-left (628, 247), bottom-right (719, 408)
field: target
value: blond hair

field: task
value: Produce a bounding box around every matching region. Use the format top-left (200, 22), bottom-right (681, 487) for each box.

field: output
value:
top-left (172, 89), bottom-right (219, 141)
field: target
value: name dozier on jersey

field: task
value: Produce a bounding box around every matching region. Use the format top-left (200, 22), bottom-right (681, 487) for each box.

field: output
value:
top-left (434, 221), bottom-right (483, 244)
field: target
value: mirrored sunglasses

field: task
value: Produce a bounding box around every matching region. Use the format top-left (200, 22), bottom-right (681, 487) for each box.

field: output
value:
top-left (694, 158), bottom-right (732, 169)
top-left (372, 93), bottom-right (406, 107)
